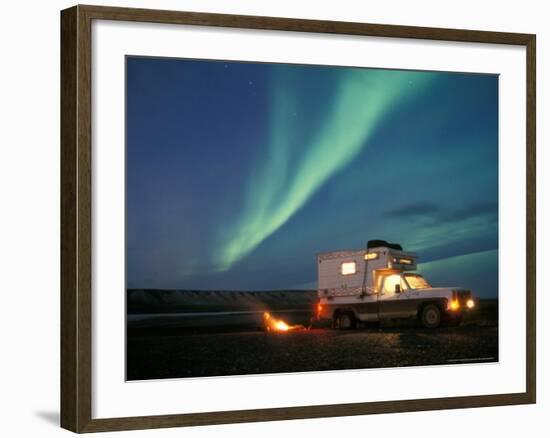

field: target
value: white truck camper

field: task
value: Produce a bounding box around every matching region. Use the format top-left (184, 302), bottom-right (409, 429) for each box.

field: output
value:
top-left (315, 240), bottom-right (475, 329)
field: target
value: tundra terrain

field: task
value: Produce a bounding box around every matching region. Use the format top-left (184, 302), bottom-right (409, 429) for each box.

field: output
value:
top-left (126, 290), bottom-right (498, 380)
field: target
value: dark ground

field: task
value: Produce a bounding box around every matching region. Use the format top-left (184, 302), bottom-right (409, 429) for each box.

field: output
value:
top-left (126, 298), bottom-right (498, 381)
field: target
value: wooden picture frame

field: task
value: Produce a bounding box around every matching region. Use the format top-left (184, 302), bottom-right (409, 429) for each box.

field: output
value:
top-left (61, 4), bottom-right (536, 433)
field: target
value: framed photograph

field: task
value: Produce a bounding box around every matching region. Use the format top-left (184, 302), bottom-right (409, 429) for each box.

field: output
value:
top-left (60, 4), bottom-right (536, 433)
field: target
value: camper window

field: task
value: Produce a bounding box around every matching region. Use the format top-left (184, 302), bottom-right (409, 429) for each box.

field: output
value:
top-left (341, 262), bottom-right (356, 275)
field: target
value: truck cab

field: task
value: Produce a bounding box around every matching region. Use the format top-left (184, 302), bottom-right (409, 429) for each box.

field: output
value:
top-left (316, 240), bottom-right (475, 329)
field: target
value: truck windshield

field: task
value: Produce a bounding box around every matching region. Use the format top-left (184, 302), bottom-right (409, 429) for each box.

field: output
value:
top-left (404, 274), bottom-right (431, 289)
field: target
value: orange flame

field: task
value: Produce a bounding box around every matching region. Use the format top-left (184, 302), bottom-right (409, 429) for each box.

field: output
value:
top-left (274, 320), bottom-right (290, 331)
top-left (263, 312), bottom-right (305, 332)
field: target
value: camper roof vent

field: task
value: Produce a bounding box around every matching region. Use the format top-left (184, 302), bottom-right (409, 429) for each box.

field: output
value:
top-left (367, 240), bottom-right (403, 251)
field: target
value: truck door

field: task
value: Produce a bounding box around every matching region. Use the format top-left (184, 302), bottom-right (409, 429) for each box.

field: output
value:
top-left (378, 274), bottom-right (412, 319)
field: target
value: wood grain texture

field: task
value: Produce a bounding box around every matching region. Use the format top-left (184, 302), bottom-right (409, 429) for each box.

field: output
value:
top-left (525, 34), bottom-right (536, 404)
top-left (78, 4), bottom-right (534, 44)
top-left (82, 393), bottom-right (533, 433)
top-left (60, 4), bottom-right (537, 433)
top-left (60, 5), bottom-right (78, 432)
top-left (61, 5), bottom-right (93, 432)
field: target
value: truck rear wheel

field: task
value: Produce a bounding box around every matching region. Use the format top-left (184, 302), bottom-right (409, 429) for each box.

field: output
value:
top-left (421, 304), bottom-right (441, 329)
top-left (336, 312), bottom-right (356, 330)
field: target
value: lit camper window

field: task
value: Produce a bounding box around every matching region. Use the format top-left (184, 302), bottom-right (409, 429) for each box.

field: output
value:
top-left (392, 257), bottom-right (413, 265)
top-left (341, 262), bottom-right (356, 275)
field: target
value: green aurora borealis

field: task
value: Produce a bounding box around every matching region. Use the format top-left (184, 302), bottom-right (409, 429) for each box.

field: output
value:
top-left (216, 68), bottom-right (434, 271)
top-left (126, 57), bottom-right (499, 296)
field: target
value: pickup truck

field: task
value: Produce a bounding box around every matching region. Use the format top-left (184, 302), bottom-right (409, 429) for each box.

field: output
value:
top-left (315, 240), bottom-right (475, 329)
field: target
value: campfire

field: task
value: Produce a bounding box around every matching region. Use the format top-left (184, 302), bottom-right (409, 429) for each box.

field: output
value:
top-left (263, 312), bottom-right (306, 332)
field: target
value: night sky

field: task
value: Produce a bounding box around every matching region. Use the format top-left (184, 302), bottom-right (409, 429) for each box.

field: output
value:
top-left (126, 57), bottom-right (499, 297)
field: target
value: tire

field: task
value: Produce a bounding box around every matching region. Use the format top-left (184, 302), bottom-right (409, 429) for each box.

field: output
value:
top-left (336, 312), bottom-right (356, 330)
top-left (421, 304), bottom-right (442, 329)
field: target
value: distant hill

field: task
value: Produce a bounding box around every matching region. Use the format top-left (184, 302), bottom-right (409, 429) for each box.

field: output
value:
top-left (127, 289), bottom-right (317, 314)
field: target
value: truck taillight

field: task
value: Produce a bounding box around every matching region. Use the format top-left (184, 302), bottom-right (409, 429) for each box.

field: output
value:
top-left (317, 304), bottom-right (323, 312)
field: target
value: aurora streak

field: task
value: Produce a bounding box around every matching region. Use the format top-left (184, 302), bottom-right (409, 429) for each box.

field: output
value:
top-left (215, 68), bottom-right (433, 270)
top-left (126, 56), bottom-right (499, 296)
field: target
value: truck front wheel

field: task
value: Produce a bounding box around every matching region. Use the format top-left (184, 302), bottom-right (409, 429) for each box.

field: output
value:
top-left (421, 304), bottom-right (441, 329)
top-left (335, 312), bottom-right (356, 330)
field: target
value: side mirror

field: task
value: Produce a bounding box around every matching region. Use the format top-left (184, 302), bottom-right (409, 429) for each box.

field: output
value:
top-left (395, 284), bottom-right (402, 293)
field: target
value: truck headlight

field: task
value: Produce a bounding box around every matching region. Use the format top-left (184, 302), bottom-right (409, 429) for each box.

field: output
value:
top-left (466, 299), bottom-right (475, 309)
top-left (449, 300), bottom-right (460, 311)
